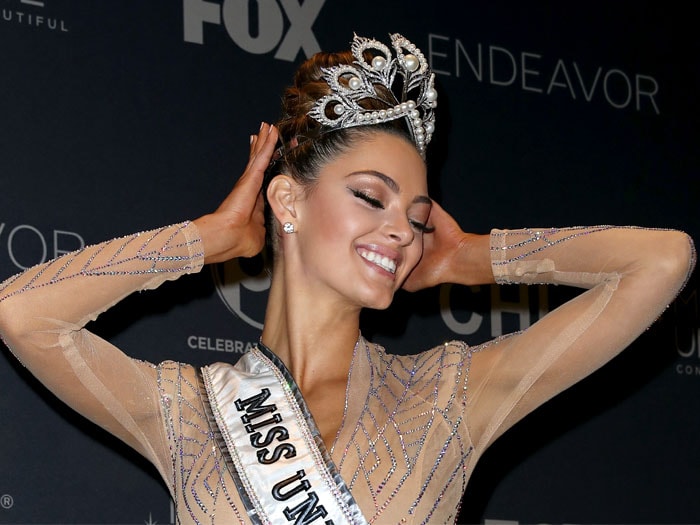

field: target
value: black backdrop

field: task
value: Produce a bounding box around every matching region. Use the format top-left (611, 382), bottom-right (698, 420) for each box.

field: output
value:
top-left (1, 1), bottom-right (698, 524)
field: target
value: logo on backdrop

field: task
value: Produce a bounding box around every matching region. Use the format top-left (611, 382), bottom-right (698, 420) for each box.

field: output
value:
top-left (0, 494), bottom-right (13, 510)
top-left (427, 33), bottom-right (660, 114)
top-left (0, 221), bottom-right (84, 274)
top-left (191, 256), bottom-right (269, 355)
top-left (212, 255), bottom-right (270, 329)
top-left (2, 0), bottom-right (69, 32)
top-left (440, 283), bottom-right (549, 339)
top-left (183, 0), bottom-right (325, 62)
top-left (673, 283), bottom-right (700, 377)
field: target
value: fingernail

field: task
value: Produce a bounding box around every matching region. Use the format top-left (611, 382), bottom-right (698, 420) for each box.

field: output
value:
top-left (259, 121), bottom-right (266, 131)
top-left (267, 124), bottom-right (275, 135)
top-left (250, 134), bottom-right (255, 144)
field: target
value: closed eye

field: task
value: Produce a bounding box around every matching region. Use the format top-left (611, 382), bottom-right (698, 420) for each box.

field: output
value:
top-left (350, 188), bottom-right (384, 209)
top-left (410, 219), bottom-right (435, 234)
top-left (350, 187), bottom-right (433, 233)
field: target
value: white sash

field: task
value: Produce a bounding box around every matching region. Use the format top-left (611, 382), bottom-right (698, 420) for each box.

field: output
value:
top-left (201, 344), bottom-right (368, 525)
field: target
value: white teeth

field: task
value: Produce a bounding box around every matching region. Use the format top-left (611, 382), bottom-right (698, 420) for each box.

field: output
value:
top-left (359, 249), bottom-right (396, 274)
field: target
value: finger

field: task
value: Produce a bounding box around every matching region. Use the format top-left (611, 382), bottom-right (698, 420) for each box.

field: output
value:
top-left (241, 123), bottom-right (271, 173)
top-left (249, 133), bottom-right (258, 157)
top-left (248, 125), bottom-right (279, 172)
top-left (427, 200), bottom-right (444, 220)
top-left (251, 122), bottom-right (268, 156)
top-left (234, 128), bottom-right (276, 201)
top-left (231, 123), bottom-right (279, 206)
top-left (243, 123), bottom-right (275, 171)
top-left (424, 200), bottom-right (440, 230)
top-left (427, 200), bottom-right (458, 231)
top-left (245, 123), bottom-right (266, 169)
top-left (251, 122), bottom-right (276, 157)
top-left (259, 123), bottom-right (279, 156)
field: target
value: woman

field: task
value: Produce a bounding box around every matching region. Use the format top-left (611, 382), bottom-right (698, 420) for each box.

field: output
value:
top-left (0, 33), bottom-right (695, 524)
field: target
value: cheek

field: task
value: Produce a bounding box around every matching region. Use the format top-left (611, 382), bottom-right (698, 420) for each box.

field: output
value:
top-left (301, 197), bottom-right (360, 251)
top-left (412, 237), bottom-right (425, 261)
top-left (308, 195), bottom-right (369, 236)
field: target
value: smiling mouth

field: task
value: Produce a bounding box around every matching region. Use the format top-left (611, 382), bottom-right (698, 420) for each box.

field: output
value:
top-left (358, 249), bottom-right (397, 274)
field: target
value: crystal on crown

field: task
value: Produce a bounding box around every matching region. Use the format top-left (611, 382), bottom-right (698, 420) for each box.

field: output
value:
top-left (307, 33), bottom-right (437, 157)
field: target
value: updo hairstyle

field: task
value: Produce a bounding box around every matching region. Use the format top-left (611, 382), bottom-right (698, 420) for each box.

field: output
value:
top-left (263, 49), bottom-right (417, 252)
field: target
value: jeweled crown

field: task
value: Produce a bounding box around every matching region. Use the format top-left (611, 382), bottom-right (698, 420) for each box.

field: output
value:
top-left (308, 33), bottom-right (437, 157)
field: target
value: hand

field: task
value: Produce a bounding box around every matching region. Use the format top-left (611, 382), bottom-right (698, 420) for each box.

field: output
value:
top-left (194, 123), bottom-right (279, 264)
top-left (402, 201), bottom-right (493, 291)
top-left (402, 201), bottom-right (464, 291)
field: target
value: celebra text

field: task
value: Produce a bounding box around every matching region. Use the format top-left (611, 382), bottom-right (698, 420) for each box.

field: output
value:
top-left (235, 388), bottom-right (335, 524)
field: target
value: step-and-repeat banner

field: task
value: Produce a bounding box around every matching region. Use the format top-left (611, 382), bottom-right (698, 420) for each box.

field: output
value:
top-left (1, 2), bottom-right (698, 524)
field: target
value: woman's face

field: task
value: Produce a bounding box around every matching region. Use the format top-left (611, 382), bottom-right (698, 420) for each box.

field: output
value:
top-left (292, 132), bottom-right (430, 310)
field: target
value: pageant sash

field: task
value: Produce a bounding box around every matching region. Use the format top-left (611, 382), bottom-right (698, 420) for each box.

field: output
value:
top-left (201, 344), bottom-right (367, 525)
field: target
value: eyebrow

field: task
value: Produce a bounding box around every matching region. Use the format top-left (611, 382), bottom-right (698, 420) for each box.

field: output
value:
top-left (347, 170), bottom-right (432, 205)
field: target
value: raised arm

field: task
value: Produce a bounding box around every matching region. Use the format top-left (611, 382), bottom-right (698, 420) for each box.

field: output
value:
top-left (474, 226), bottom-right (693, 451)
top-left (0, 222), bottom-right (204, 483)
top-left (0, 124), bottom-right (278, 475)
top-left (406, 204), bottom-right (695, 453)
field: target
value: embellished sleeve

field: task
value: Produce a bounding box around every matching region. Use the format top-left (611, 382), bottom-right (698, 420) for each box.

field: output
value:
top-left (0, 221), bottom-right (204, 486)
top-left (464, 226), bottom-right (695, 454)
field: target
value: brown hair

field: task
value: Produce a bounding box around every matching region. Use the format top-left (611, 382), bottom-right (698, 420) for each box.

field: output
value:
top-left (263, 49), bottom-right (417, 252)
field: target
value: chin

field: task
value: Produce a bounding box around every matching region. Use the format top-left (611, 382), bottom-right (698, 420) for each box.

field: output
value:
top-left (359, 291), bottom-right (396, 311)
top-left (346, 276), bottom-right (403, 311)
top-left (365, 301), bottom-right (392, 311)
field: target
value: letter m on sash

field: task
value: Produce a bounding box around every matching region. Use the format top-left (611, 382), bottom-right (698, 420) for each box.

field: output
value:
top-left (234, 388), bottom-right (277, 424)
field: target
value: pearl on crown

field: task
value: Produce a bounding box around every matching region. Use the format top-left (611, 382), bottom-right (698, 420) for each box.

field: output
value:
top-left (404, 54), bottom-right (419, 72)
top-left (307, 33), bottom-right (437, 157)
top-left (371, 56), bottom-right (387, 70)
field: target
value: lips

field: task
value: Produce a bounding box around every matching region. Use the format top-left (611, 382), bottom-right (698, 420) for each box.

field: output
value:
top-left (357, 247), bottom-right (397, 274)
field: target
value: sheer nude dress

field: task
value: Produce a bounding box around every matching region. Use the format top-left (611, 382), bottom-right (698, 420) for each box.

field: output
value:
top-left (0, 222), bottom-right (694, 524)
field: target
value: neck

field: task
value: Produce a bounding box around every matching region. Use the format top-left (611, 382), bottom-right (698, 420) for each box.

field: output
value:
top-left (261, 262), bottom-right (361, 391)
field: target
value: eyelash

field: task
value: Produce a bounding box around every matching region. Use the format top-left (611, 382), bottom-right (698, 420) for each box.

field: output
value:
top-left (351, 188), bottom-right (384, 209)
top-left (412, 220), bottom-right (435, 234)
top-left (350, 189), bottom-right (434, 234)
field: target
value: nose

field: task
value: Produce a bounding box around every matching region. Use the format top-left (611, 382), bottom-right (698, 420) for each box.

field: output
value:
top-left (383, 213), bottom-right (415, 246)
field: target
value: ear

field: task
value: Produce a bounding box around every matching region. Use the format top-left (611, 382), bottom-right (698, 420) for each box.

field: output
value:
top-left (266, 174), bottom-right (302, 225)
